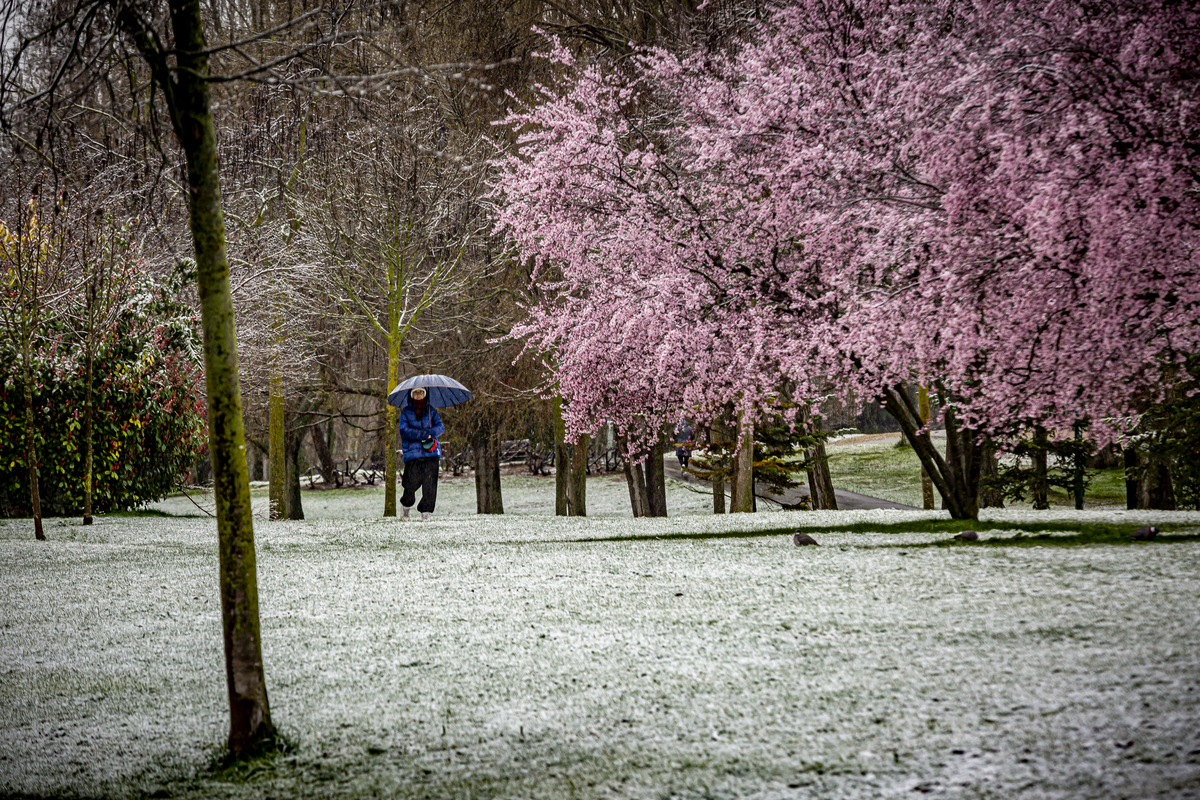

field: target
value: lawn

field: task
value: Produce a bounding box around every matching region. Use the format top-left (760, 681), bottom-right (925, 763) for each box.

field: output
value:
top-left (825, 434), bottom-right (1129, 509)
top-left (2, 482), bottom-right (1199, 799)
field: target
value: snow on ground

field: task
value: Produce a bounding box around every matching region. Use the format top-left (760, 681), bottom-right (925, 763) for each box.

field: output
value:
top-left (150, 472), bottom-right (717, 520)
top-left (2, 498), bottom-right (1199, 799)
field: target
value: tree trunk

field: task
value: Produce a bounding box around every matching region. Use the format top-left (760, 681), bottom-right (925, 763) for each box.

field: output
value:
top-left (310, 418), bottom-right (338, 487)
top-left (619, 437), bottom-right (649, 517)
top-left (383, 305), bottom-right (401, 517)
top-left (709, 425), bottom-right (726, 514)
top-left (472, 428), bottom-right (503, 514)
top-left (645, 435), bottom-right (667, 517)
top-left (267, 371), bottom-right (285, 520)
top-left (82, 343), bottom-right (94, 525)
top-left (1123, 447), bottom-right (1139, 510)
top-left (730, 408), bottom-right (754, 513)
top-left (943, 405), bottom-right (981, 520)
top-left (162, 0), bottom-right (274, 756)
top-left (1072, 422), bottom-right (1085, 510)
top-left (805, 439), bottom-right (838, 510)
top-left (1031, 425), bottom-right (1049, 510)
top-left (1143, 453), bottom-right (1176, 510)
top-left (285, 423), bottom-right (304, 520)
top-left (553, 397), bottom-right (570, 516)
top-left (21, 337), bottom-right (44, 541)
top-left (882, 384), bottom-right (979, 520)
top-left (570, 433), bottom-right (590, 516)
top-left (978, 439), bottom-right (1005, 508)
top-left (918, 384), bottom-right (934, 510)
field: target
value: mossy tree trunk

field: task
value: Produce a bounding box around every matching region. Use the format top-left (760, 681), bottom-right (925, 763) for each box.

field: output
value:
top-left (570, 433), bottom-right (590, 516)
top-left (918, 384), bottom-right (935, 510)
top-left (383, 302), bottom-right (401, 516)
top-left (730, 408), bottom-right (754, 513)
top-left (119, 0), bottom-right (275, 757)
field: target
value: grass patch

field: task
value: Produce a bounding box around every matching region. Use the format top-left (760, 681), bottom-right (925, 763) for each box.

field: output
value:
top-left (577, 518), bottom-right (1200, 546)
top-left (204, 733), bottom-right (299, 783)
top-left (825, 435), bottom-right (1130, 508)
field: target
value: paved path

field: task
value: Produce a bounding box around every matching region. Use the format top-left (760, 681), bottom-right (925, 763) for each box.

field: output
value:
top-left (662, 456), bottom-right (919, 511)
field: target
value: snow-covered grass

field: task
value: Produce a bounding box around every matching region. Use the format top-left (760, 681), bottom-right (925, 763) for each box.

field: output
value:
top-left (825, 434), bottom-right (1129, 509)
top-left (2, 505), bottom-right (1199, 799)
top-left (150, 471), bottom-right (717, 520)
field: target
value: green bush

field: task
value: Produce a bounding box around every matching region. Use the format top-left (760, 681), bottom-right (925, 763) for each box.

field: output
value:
top-left (0, 282), bottom-right (206, 517)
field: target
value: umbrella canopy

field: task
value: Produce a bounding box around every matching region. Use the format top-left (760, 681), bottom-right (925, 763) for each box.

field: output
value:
top-left (387, 374), bottom-right (472, 409)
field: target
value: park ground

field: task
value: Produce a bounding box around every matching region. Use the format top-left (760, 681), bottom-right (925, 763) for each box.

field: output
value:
top-left (1, 439), bottom-right (1197, 799)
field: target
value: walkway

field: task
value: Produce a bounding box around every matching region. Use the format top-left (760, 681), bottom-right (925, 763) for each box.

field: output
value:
top-left (662, 456), bottom-right (919, 511)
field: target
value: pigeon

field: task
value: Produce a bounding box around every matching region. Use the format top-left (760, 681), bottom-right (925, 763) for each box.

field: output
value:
top-left (793, 532), bottom-right (819, 546)
top-left (1130, 525), bottom-right (1159, 541)
top-left (952, 530), bottom-right (978, 541)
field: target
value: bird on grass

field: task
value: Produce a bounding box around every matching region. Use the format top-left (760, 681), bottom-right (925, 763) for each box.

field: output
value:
top-left (952, 530), bottom-right (978, 541)
top-left (793, 532), bottom-right (819, 546)
top-left (1130, 525), bottom-right (1159, 541)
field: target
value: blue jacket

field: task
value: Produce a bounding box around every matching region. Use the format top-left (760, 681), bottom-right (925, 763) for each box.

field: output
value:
top-left (398, 404), bottom-right (444, 462)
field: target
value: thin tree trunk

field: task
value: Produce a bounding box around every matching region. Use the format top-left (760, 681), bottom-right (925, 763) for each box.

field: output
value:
top-left (267, 371), bottom-right (285, 520)
top-left (383, 305), bottom-right (401, 517)
top-left (978, 439), bottom-right (1004, 508)
top-left (805, 440), bottom-right (838, 510)
top-left (709, 424), bottom-right (726, 514)
top-left (645, 434), bottom-right (667, 517)
top-left (918, 384), bottom-right (934, 510)
top-left (1072, 422), bottom-right (1085, 510)
top-left (310, 419), bottom-right (338, 487)
top-left (553, 397), bottom-right (570, 516)
top-left (285, 423), bottom-right (304, 520)
top-left (570, 433), bottom-right (590, 516)
top-left (628, 460), bottom-right (650, 517)
top-left (730, 408), bottom-right (754, 513)
top-left (82, 342), bottom-right (94, 525)
top-left (21, 337), bottom-right (44, 541)
top-left (1031, 425), bottom-right (1049, 510)
top-left (1123, 447), bottom-right (1139, 510)
top-left (472, 428), bottom-right (503, 514)
top-left (618, 436), bottom-right (649, 517)
top-left (160, 0), bottom-right (273, 755)
top-left (882, 384), bottom-right (978, 520)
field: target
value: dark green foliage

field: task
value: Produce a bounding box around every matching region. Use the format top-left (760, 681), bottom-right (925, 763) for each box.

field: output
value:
top-left (984, 430), bottom-right (1095, 506)
top-left (1132, 355), bottom-right (1200, 509)
top-left (0, 277), bottom-right (205, 517)
top-left (686, 409), bottom-right (831, 498)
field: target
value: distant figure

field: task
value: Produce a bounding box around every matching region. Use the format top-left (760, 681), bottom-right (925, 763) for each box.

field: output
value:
top-left (674, 420), bottom-right (694, 473)
top-left (1130, 525), bottom-right (1159, 541)
top-left (793, 532), bottom-right (819, 546)
top-left (398, 387), bottom-right (444, 521)
top-left (675, 442), bottom-right (692, 471)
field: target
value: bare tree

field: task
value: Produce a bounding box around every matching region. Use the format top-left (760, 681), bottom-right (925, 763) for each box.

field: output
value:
top-left (0, 183), bottom-right (72, 540)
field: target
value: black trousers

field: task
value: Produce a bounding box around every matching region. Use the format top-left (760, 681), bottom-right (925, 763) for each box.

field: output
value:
top-left (401, 457), bottom-right (439, 513)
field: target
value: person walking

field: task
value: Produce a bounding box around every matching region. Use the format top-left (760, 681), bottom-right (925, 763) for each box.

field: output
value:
top-left (398, 387), bottom-right (444, 520)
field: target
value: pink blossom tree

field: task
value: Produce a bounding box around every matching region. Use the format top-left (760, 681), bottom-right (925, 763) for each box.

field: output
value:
top-left (495, 1), bottom-right (1200, 519)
